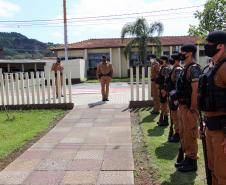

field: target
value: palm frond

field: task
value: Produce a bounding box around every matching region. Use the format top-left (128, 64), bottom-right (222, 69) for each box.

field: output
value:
top-left (123, 38), bottom-right (139, 60)
top-left (149, 22), bottom-right (164, 36)
top-left (121, 24), bottom-right (134, 42)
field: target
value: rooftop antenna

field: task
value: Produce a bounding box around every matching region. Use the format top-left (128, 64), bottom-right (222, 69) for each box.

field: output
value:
top-left (63, 0), bottom-right (68, 62)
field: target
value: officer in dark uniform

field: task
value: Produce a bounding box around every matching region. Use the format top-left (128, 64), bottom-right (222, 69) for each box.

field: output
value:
top-left (167, 53), bottom-right (183, 142)
top-left (198, 30), bottom-right (226, 185)
top-left (156, 55), bottom-right (171, 126)
top-left (175, 44), bottom-right (202, 172)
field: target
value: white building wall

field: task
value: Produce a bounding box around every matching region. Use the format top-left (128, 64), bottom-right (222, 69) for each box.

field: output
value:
top-left (45, 59), bottom-right (86, 80)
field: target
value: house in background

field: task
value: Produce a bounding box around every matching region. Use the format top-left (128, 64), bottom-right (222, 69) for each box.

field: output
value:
top-left (51, 36), bottom-right (208, 78)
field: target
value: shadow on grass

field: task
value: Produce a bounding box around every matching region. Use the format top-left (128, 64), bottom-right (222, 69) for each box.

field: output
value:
top-left (141, 113), bottom-right (159, 123)
top-left (148, 126), bottom-right (166, 137)
top-left (155, 141), bottom-right (179, 160)
top-left (162, 171), bottom-right (197, 185)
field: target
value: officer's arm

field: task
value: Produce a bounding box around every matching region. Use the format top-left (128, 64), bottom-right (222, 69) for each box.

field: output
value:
top-left (51, 64), bottom-right (55, 71)
top-left (190, 65), bottom-right (201, 110)
top-left (96, 65), bottom-right (100, 79)
top-left (110, 64), bottom-right (113, 78)
top-left (191, 82), bottom-right (199, 110)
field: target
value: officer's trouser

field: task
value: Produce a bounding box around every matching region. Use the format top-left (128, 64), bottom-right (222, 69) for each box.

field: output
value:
top-left (171, 110), bottom-right (179, 134)
top-left (55, 75), bottom-right (63, 97)
top-left (161, 102), bottom-right (168, 116)
top-left (100, 76), bottom-right (111, 99)
top-left (151, 82), bottom-right (160, 112)
top-left (206, 128), bottom-right (226, 185)
top-left (177, 105), bottom-right (198, 159)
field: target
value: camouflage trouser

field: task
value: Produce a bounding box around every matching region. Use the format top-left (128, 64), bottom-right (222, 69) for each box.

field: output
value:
top-left (206, 128), bottom-right (226, 185)
top-left (177, 105), bottom-right (198, 159)
top-left (151, 82), bottom-right (160, 112)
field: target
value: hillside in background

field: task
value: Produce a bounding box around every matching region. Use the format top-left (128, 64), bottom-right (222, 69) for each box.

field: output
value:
top-left (0, 32), bottom-right (58, 59)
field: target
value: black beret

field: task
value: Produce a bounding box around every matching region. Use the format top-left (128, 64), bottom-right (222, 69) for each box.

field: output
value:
top-left (148, 54), bottom-right (156, 59)
top-left (181, 44), bottom-right (197, 53)
top-left (160, 55), bottom-right (169, 61)
top-left (206, 30), bottom-right (226, 44)
top-left (171, 53), bottom-right (180, 61)
top-left (56, 57), bottom-right (61, 62)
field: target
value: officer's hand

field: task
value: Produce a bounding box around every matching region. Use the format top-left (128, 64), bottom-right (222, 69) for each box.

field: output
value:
top-left (198, 125), bottom-right (206, 139)
top-left (161, 90), bottom-right (167, 97)
top-left (222, 137), bottom-right (226, 155)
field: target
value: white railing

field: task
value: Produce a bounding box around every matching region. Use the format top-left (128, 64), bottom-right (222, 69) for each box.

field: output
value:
top-left (130, 66), bottom-right (151, 101)
top-left (0, 71), bottom-right (72, 106)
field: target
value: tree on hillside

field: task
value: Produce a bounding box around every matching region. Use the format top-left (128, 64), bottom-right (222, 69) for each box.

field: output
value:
top-left (188, 0), bottom-right (226, 41)
top-left (121, 18), bottom-right (163, 65)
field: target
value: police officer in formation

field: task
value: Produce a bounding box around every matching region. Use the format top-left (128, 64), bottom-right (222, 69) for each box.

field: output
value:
top-left (150, 54), bottom-right (160, 115)
top-left (174, 44), bottom-right (201, 172)
top-left (156, 56), bottom-right (171, 126)
top-left (198, 30), bottom-right (226, 185)
top-left (167, 53), bottom-right (183, 143)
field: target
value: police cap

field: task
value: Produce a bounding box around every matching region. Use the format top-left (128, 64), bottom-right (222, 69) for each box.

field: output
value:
top-left (56, 57), bottom-right (61, 62)
top-left (171, 53), bottom-right (180, 61)
top-left (160, 55), bottom-right (169, 62)
top-left (181, 44), bottom-right (197, 54)
top-left (206, 30), bottom-right (226, 44)
top-left (148, 54), bottom-right (157, 59)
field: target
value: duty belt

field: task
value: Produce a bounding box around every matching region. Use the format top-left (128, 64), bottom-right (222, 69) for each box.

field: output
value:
top-left (205, 115), bottom-right (226, 134)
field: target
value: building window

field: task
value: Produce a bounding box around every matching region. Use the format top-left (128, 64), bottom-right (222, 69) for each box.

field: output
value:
top-left (88, 53), bottom-right (110, 69)
top-left (87, 53), bottom-right (110, 78)
top-left (199, 50), bottom-right (205, 57)
top-left (163, 51), bottom-right (170, 56)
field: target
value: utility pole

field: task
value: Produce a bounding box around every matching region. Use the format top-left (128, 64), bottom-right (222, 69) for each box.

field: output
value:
top-left (63, 0), bottom-right (68, 62)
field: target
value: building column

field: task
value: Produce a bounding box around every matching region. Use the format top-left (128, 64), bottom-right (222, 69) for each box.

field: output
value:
top-left (196, 45), bottom-right (200, 64)
top-left (21, 64), bottom-right (24, 72)
top-left (7, 63), bottom-right (10, 73)
top-left (118, 48), bottom-right (122, 78)
top-left (34, 63), bottom-right (37, 72)
top-left (109, 48), bottom-right (113, 64)
top-left (170, 46), bottom-right (173, 55)
top-left (84, 49), bottom-right (88, 77)
top-left (152, 46), bottom-right (155, 54)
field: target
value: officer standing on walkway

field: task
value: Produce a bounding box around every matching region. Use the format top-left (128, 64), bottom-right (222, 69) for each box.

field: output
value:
top-left (175, 44), bottom-right (201, 172)
top-left (96, 55), bottom-right (113, 101)
top-left (150, 55), bottom-right (160, 115)
top-left (167, 53), bottom-right (183, 142)
top-left (156, 55), bottom-right (171, 126)
top-left (198, 30), bottom-right (226, 185)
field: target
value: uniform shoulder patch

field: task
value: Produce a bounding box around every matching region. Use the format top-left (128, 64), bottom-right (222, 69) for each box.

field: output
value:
top-left (189, 64), bottom-right (201, 81)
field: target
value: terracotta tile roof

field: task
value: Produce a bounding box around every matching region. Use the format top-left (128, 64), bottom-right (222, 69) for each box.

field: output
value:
top-left (52, 36), bottom-right (199, 50)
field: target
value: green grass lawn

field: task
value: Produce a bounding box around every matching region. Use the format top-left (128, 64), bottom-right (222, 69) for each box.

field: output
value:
top-left (83, 77), bottom-right (131, 83)
top-left (0, 109), bottom-right (65, 160)
top-left (83, 77), bottom-right (150, 83)
top-left (140, 110), bottom-right (207, 185)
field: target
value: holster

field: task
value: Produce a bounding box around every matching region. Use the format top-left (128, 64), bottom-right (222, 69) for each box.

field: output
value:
top-left (205, 115), bottom-right (226, 134)
top-left (160, 93), bottom-right (167, 103)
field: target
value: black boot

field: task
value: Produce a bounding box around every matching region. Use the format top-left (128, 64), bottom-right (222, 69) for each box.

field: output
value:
top-left (151, 110), bottom-right (160, 115)
top-left (157, 113), bottom-right (164, 125)
top-left (168, 133), bottom-right (180, 143)
top-left (177, 157), bottom-right (197, 172)
top-left (175, 147), bottom-right (184, 168)
top-left (158, 116), bottom-right (169, 126)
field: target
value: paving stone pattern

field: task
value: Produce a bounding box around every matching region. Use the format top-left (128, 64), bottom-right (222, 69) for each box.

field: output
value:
top-left (0, 104), bottom-right (134, 185)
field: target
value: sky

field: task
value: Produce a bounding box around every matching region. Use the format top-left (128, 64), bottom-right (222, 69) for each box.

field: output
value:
top-left (0, 0), bottom-right (206, 44)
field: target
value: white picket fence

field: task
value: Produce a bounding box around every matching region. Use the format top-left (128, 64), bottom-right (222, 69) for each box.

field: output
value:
top-left (0, 71), bottom-right (72, 106)
top-left (130, 66), bottom-right (151, 101)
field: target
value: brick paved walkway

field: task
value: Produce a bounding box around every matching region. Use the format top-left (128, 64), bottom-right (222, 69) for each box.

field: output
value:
top-left (0, 103), bottom-right (134, 185)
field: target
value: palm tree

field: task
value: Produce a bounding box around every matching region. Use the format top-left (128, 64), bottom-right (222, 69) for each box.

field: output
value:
top-left (121, 18), bottom-right (163, 65)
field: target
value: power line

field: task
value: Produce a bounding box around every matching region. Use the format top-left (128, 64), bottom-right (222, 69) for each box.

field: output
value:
top-left (0, 10), bottom-right (197, 28)
top-left (1, 15), bottom-right (195, 29)
top-left (0, 4), bottom-right (203, 23)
